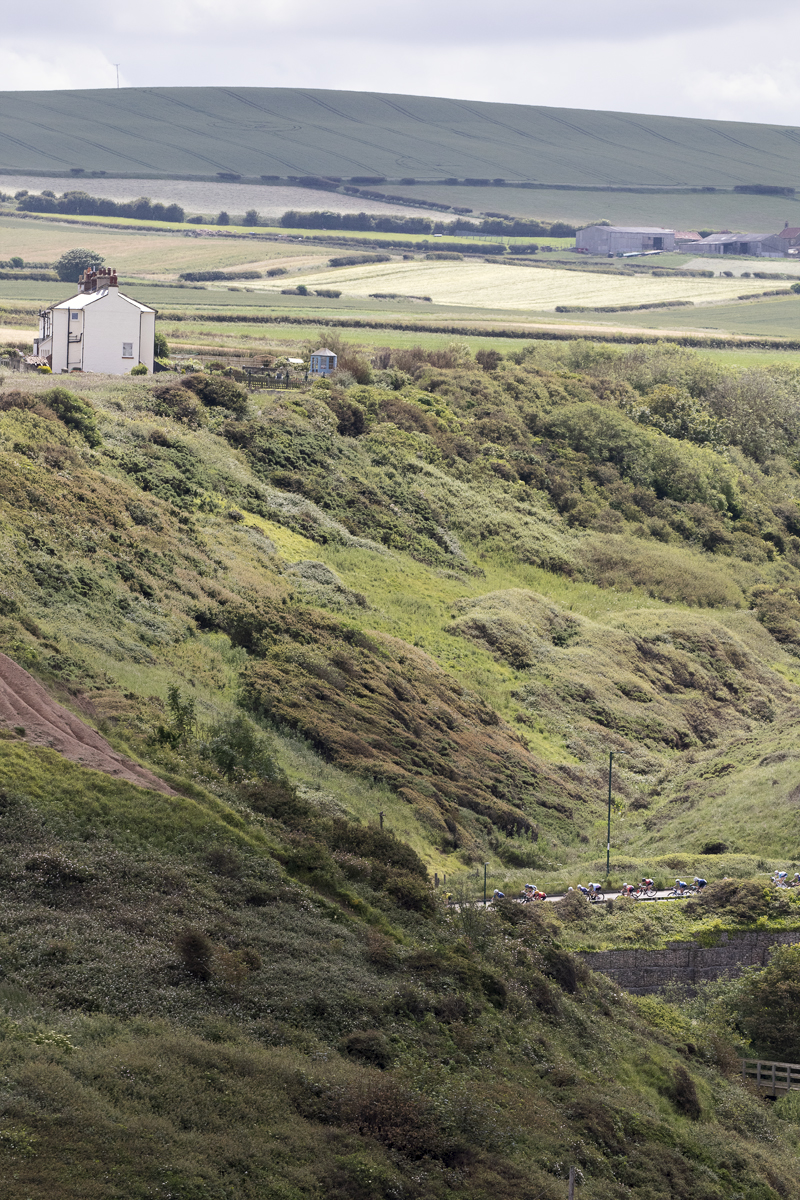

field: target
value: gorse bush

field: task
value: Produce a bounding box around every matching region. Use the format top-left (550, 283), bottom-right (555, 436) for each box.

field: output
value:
top-left (38, 387), bottom-right (102, 446)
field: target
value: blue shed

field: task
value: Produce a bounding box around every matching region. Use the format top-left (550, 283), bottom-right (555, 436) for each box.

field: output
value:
top-left (309, 348), bottom-right (337, 376)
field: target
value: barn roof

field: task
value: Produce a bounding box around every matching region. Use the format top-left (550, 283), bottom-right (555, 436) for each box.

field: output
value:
top-left (584, 225), bottom-right (673, 233)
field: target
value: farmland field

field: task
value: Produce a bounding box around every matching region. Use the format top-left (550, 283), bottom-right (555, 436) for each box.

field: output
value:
top-left (0, 215), bottom-right (324, 275)
top-left (4, 87), bottom-right (800, 188)
top-left (389, 183), bottom-right (800, 234)
top-left (274, 259), bottom-right (783, 311)
top-left (0, 174), bottom-right (453, 222)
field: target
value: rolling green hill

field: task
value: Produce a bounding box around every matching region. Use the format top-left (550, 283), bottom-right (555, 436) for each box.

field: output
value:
top-left (5, 343), bottom-right (800, 1194)
top-left (3, 86), bottom-right (800, 188)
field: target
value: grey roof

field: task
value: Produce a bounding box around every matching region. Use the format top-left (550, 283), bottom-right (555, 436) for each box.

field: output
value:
top-left (311, 347), bottom-right (337, 356)
top-left (696, 232), bottom-right (773, 244)
top-left (584, 225), bottom-right (674, 233)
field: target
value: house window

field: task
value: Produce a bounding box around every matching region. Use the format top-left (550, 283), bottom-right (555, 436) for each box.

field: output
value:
top-left (122, 342), bottom-right (134, 358)
top-left (71, 313), bottom-right (79, 320)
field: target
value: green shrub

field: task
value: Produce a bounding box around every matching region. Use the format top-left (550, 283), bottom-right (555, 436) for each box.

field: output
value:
top-left (150, 384), bottom-right (206, 428)
top-left (39, 387), bottom-right (101, 446)
top-left (669, 1066), bottom-right (701, 1118)
top-left (342, 1029), bottom-right (393, 1068)
top-left (130, 363), bottom-right (147, 375)
top-left (736, 944), bottom-right (800, 1060)
top-left (176, 928), bottom-right (214, 980)
top-left (182, 372), bottom-right (248, 415)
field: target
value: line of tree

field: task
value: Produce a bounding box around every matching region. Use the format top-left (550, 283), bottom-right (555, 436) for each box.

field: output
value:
top-left (280, 210), bottom-right (576, 239)
top-left (17, 192), bottom-right (185, 223)
top-left (280, 210), bottom-right (440, 234)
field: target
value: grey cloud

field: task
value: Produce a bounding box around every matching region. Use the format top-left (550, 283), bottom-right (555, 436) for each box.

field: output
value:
top-left (8, 0), bottom-right (800, 47)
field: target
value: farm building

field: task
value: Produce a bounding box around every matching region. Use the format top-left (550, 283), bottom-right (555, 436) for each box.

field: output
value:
top-left (309, 348), bottom-right (337, 376)
top-left (576, 226), bottom-right (675, 255)
top-left (690, 232), bottom-right (783, 257)
top-left (779, 225), bottom-right (800, 254)
top-left (34, 266), bottom-right (156, 374)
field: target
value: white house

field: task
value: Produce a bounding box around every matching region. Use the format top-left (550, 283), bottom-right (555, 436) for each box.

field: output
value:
top-left (309, 348), bottom-right (338, 376)
top-left (34, 266), bottom-right (156, 374)
top-left (576, 226), bottom-right (676, 255)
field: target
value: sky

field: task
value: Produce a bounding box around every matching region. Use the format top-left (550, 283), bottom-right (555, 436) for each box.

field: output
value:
top-left (3, 0), bottom-right (800, 125)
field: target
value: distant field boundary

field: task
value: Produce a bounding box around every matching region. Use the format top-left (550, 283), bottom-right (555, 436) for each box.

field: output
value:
top-left (3, 297), bottom-right (799, 351)
top-left (156, 310), bottom-right (800, 351)
top-left (7, 211), bottom-right (516, 251)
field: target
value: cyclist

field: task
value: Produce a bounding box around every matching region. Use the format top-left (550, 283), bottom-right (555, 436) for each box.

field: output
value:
top-left (577, 884), bottom-right (590, 898)
top-left (638, 877), bottom-right (655, 896)
top-left (619, 883), bottom-right (635, 897)
top-left (774, 871), bottom-right (789, 888)
top-left (533, 888), bottom-right (547, 901)
top-left (588, 882), bottom-right (603, 898)
top-left (693, 876), bottom-right (707, 891)
top-left (521, 883), bottom-right (536, 903)
top-left (674, 878), bottom-right (689, 895)
top-left (492, 888), bottom-right (505, 901)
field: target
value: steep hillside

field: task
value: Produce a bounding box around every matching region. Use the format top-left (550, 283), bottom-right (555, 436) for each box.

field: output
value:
top-left (4, 343), bottom-right (800, 1194)
top-left (2, 86), bottom-right (800, 186)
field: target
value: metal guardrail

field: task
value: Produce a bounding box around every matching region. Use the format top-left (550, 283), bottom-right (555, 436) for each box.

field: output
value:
top-left (742, 1059), bottom-right (800, 1095)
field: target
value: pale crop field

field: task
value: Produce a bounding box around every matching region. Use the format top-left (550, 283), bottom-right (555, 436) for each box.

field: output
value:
top-left (0, 217), bottom-right (315, 276)
top-left (265, 260), bottom-right (779, 311)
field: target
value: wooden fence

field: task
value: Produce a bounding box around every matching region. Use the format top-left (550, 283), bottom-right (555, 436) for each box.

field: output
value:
top-left (245, 376), bottom-right (304, 391)
top-left (742, 1059), bottom-right (800, 1096)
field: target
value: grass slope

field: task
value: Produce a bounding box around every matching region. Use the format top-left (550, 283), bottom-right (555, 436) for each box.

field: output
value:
top-left (3, 344), bottom-right (800, 1193)
top-left (3, 87), bottom-right (800, 187)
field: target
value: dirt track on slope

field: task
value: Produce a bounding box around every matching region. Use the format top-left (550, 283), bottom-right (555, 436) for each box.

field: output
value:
top-left (0, 652), bottom-right (176, 795)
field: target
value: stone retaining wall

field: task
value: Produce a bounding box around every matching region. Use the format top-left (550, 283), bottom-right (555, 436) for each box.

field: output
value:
top-left (579, 930), bottom-right (800, 994)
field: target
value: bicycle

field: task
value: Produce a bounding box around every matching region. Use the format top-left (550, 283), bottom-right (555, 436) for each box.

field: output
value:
top-left (667, 885), bottom-right (690, 899)
top-left (634, 884), bottom-right (656, 899)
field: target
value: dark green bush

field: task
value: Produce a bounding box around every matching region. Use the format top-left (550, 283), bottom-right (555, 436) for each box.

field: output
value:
top-left (176, 928), bottom-right (214, 980)
top-left (39, 387), bottom-right (101, 445)
top-left (182, 372), bottom-right (248, 415)
top-left (342, 1029), bottom-right (393, 1068)
top-left (670, 1066), bottom-right (701, 1119)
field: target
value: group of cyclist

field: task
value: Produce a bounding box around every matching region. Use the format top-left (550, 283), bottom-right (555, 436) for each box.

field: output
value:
top-left (462, 867), bottom-right (798, 909)
top-left (771, 870), bottom-right (800, 888)
top-left (564, 876), bottom-right (709, 903)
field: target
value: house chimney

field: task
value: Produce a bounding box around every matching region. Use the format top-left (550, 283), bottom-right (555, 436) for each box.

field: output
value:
top-left (786, 221), bottom-right (790, 228)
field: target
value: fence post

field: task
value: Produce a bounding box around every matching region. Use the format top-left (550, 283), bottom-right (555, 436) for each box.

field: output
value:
top-left (379, 811), bottom-right (384, 830)
top-left (568, 1166), bottom-right (576, 1200)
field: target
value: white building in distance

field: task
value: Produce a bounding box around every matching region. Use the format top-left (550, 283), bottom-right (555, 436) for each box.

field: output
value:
top-left (35, 266), bottom-right (156, 374)
top-left (576, 226), bottom-right (676, 255)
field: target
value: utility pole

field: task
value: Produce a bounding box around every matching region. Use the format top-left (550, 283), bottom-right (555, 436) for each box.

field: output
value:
top-left (483, 862), bottom-right (489, 906)
top-left (606, 750), bottom-right (629, 878)
top-left (114, 64), bottom-right (120, 89)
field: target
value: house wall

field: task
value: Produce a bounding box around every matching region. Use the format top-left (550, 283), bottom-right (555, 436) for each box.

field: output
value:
top-left (48, 308), bottom-right (71, 373)
top-left (82, 291), bottom-right (147, 374)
